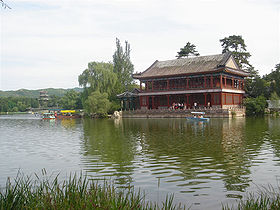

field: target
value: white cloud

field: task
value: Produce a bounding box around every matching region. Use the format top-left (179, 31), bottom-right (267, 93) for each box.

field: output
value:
top-left (1, 0), bottom-right (279, 90)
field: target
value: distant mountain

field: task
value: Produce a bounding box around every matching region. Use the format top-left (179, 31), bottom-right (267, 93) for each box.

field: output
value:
top-left (0, 88), bottom-right (83, 98)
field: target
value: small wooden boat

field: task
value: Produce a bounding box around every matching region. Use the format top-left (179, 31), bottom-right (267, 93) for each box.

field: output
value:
top-left (42, 113), bottom-right (56, 120)
top-left (186, 112), bottom-right (209, 122)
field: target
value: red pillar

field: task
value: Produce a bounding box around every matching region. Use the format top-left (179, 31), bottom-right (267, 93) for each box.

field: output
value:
top-left (232, 94), bottom-right (234, 105)
top-left (232, 78), bottom-right (234, 89)
top-left (204, 93), bottom-right (207, 107)
top-left (210, 76), bottom-right (213, 88)
top-left (167, 79), bottom-right (169, 90)
top-left (220, 92), bottom-right (223, 108)
top-left (220, 75), bottom-right (223, 88)
top-left (186, 94), bottom-right (189, 108)
top-left (140, 81), bottom-right (142, 91)
top-left (204, 76), bottom-right (207, 88)
top-left (167, 95), bottom-right (170, 107)
top-left (224, 76), bottom-right (227, 88)
top-left (139, 96), bottom-right (142, 107)
top-left (146, 96), bottom-right (149, 108)
top-left (187, 78), bottom-right (189, 89)
top-left (152, 96), bottom-right (155, 109)
top-left (152, 81), bottom-right (154, 91)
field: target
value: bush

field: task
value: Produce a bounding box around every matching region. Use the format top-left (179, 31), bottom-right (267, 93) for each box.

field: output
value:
top-left (244, 96), bottom-right (267, 116)
top-left (85, 91), bottom-right (111, 117)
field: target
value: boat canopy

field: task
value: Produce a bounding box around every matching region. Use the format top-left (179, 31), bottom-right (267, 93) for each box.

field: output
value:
top-left (191, 112), bottom-right (205, 115)
top-left (60, 110), bottom-right (76, 113)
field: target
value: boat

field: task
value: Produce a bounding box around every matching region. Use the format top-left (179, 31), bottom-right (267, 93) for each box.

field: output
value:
top-left (42, 113), bottom-right (56, 120)
top-left (55, 110), bottom-right (81, 119)
top-left (186, 112), bottom-right (209, 122)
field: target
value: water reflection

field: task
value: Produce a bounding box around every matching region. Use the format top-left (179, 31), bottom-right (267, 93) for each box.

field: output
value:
top-left (3, 115), bottom-right (277, 209)
top-left (81, 119), bottom-right (136, 186)
top-left (79, 117), bottom-right (280, 209)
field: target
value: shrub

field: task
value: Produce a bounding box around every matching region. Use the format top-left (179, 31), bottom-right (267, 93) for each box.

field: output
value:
top-left (244, 96), bottom-right (267, 116)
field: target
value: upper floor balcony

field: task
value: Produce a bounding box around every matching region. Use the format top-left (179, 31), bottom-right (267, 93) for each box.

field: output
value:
top-left (140, 74), bottom-right (245, 93)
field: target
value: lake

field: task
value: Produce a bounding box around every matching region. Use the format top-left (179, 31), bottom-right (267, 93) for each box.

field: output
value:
top-left (0, 114), bottom-right (280, 209)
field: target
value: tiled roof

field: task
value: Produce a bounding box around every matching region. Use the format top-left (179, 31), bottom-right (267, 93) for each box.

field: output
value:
top-left (133, 52), bottom-right (248, 79)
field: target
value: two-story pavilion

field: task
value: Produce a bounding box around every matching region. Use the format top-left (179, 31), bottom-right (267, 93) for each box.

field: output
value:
top-left (132, 52), bottom-right (248, 110)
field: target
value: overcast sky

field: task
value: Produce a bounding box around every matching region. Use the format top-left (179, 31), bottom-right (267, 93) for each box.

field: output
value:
top-left (1, 0), bottom-right (279, 91)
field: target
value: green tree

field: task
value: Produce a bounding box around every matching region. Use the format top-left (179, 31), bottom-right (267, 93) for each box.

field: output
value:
top-left (79, 62), bottom-right (117, 96)
top-left (263, 64), bottom-right (280, 97)
top-left (61, 90), bottom-right (82, 110)
top-left (270, 91), bottom-right (280, 101)
top-left (269, 91), bottom-right (280, 109)
top-left (248, 76), bottom-right (270, 98)
top-left (220, 35), bottom-right (260, 97)
top-left (176, 42), bottom-right (200, 58)
top-left (48, 95), bottom-right (61, 107)
top-left (84, 91), bottom-right (111, 117)
top-left (244, 96), bottom-right (267, 116)
top-left (113, 38), bottom-right (134, 93)
top-left (220, 35), bottom-right (252, 69)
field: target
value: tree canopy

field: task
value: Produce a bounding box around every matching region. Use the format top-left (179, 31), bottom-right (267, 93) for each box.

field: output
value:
top-left (79, 38), bottom-right (135, 116)
top-left (61, 90), bottom-right (82, 110)
top-left (84, 91), bottom-right (111, 117)
top-left (220, 35), bottom-right (259, 79)
top-left (79, 62), bottom-right (117, 97)
top-left (176, 42), bottom-right (200, 58)
top-left (113, 38), bottom-right (134, 93)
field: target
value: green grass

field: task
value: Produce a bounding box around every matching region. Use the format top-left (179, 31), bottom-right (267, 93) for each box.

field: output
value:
top-left (223, 184), bottom-right (280, 210)
top-left (0, 170), bottom-right (187, 210)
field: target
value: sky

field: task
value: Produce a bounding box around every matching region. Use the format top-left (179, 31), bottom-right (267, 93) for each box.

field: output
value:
top-left (0, 0), bottom-right (279, 91)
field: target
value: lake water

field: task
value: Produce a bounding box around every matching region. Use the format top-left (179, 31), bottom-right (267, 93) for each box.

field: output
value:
top-left (0, 114), bottom-right (280, 209)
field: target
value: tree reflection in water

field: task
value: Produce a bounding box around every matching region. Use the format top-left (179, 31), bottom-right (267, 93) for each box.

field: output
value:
top-left (80, 117), bottom-right (280, 208)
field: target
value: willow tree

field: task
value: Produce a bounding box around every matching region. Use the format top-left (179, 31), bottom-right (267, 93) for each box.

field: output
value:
top-left (176, 42), bottom-right (200, 58)
top-left (113, 38), bottom-right (134, 93)
top-left (78, 62), bottom-right (117, 114)
top-left (84, 91), bottom-right (111, 117)
top-left (79, 62), bottom-right (117, 96)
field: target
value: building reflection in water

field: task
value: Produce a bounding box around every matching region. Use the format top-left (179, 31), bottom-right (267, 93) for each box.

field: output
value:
top-left (80, 117), bottom-right (277, 208)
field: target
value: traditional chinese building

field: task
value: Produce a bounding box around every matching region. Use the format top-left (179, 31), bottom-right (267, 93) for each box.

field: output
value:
top-left (132, 52), bottom-right (248, 110)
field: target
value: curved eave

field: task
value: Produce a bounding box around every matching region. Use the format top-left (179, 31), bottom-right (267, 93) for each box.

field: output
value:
top-left (224, 68), bottom-right (249, 77)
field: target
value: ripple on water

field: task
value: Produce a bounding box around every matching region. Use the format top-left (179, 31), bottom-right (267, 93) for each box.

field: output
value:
top-left (2, 116), bottom-right (280, 210)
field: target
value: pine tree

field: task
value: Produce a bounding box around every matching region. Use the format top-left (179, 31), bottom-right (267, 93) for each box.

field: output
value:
top-left (176, 42), bottom-right (200, 59)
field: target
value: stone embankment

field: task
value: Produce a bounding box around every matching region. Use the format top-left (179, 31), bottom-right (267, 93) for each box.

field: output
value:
top-left (121, 108), bottom-right (245, 118)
